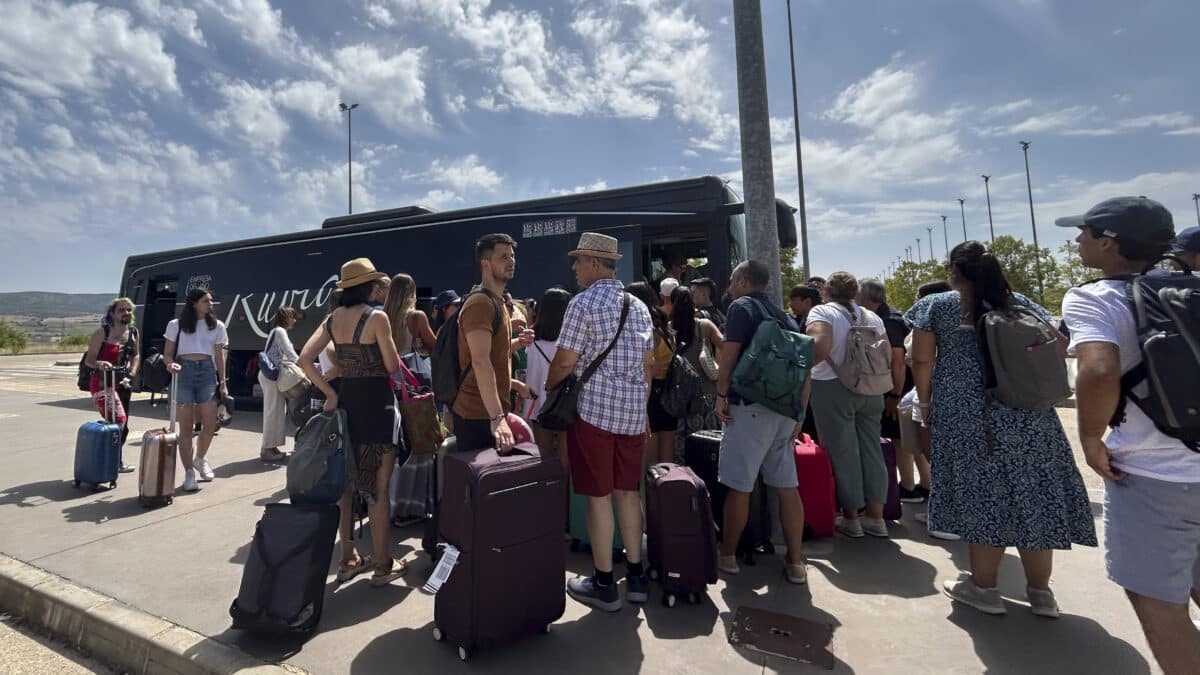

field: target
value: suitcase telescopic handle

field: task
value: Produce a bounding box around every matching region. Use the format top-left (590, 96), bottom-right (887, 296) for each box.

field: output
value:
top-left (103, 368), bottom-right (115, 424)
top-left (168, 372), bottom-right (178, 434)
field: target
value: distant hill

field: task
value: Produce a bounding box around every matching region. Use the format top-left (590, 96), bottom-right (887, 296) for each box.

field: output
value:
top-left (0, 292), bottom-right (115, 318)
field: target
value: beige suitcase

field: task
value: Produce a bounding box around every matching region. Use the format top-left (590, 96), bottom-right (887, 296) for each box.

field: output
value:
top-left (139, 374), bottom-right (177, 507)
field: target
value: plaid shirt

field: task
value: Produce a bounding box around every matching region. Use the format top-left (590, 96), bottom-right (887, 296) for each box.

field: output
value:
top-left (557, 278), bottom-right (653, 436)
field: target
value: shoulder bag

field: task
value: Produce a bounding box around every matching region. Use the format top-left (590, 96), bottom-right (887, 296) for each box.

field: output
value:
top-left (537, 293), bottom-right (631, 431)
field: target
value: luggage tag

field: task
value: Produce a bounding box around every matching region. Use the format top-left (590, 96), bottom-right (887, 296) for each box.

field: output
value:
top-left (422, 544), bottom-right (461, 594)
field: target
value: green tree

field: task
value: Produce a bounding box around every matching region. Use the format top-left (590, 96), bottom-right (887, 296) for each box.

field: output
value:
top-left (885, 259), bottom-right (948, 311)
top-left (0, 320), bottom-right (28, 354)
top-left (60, 334), bottom-right (90, 348)
top-left (780, 247), bottom-right (806, 304)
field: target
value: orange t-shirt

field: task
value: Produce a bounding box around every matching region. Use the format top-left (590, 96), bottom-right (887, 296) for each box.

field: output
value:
top-left (452, 290), bottom-right (512, 420)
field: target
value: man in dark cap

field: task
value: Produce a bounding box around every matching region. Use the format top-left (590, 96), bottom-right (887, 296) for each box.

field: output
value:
top-left (1171, 226), bottom-right (1200, 272)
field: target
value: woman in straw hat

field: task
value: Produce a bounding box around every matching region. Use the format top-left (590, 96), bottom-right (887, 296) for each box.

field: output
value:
top-left (299, 257), bottom-right (411, 587)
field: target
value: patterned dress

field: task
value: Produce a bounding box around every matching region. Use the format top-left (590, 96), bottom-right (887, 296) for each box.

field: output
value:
top-left (904, 291), bottom-right (1096, 550)
top-left (674, 324), bottom-right (720, 463)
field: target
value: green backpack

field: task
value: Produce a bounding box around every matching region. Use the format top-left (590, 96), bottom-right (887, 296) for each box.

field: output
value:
top-left (730, 298), bottom-right (814, 422)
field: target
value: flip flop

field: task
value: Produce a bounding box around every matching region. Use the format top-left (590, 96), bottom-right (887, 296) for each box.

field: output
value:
top-left (336, 554), bottom-right (369, 583)
top-left (370, 557), bottom-right (409, 587)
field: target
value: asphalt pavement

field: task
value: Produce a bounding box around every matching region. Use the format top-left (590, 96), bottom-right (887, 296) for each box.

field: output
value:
top-left (0, 353), bottom-right (1170, 674)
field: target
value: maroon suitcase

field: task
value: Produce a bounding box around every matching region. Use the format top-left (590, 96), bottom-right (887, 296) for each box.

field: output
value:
top-left (645, 462), bottom-right (718, 607)
top-left (433, 442), bottom-right (565, 661)
top-left (880, 438), bottom-right (903, 521)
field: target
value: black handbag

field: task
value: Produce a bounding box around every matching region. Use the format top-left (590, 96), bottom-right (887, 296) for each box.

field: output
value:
top-left (537, 294), bottom-right (631, 431)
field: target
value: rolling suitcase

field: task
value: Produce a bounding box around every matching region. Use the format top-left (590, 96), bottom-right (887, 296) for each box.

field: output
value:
top-left (645, 462), bottom-right (718, 608)
top-left (433, 442), bottom-right (565, 661)
top-left (74, 370), bottom-right (121, 490)
top-left (684, 431), bottom-right (772, 562)
top-left (794, 434), bottom-right (836, 538)
top-left (229, 503), bottom-right (339, 635)
top-left (139, 374), bottom-right (178, 507)
top-left (881, 438), bottom-right (902, 521)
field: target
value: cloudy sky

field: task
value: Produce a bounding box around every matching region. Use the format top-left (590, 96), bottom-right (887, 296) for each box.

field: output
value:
top-left (1, 0), bottom-right (1197, 293)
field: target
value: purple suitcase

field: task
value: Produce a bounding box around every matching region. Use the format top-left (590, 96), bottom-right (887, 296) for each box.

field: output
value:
top-left (645, 462), bottom-right (718, 607)
top-left (881, 438), bottom-right (903, 521)
top-left (433, 442), bottom-right (565, 661)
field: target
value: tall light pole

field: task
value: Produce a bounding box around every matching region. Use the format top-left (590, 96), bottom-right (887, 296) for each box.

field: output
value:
top-left (926, 226), bottom-right (934, 260)
top-left (905, 246), bottom-right (912, 263)
top-left (339, 102), bottom-right (359, 215)
top-left (957, 197), bottom-right (967, 242)
top-left (785, 0), bottom-right (810, 278)
top-left (982, 175), bottom-right (996, 243)
top-left (733, 0), bottom-right (781, 301)
top-left (941, 214), bottom-right (949, 259)
top-left (1193, 193), bottom-right (1200, 227)
top-left (916, 238), bottom-right (923, 263)
top-left (1019, 140), bottom-right (1045, 303)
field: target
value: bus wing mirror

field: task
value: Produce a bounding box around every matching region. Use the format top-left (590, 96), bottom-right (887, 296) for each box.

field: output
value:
top-left (776, 198), bottom-right (798, 249)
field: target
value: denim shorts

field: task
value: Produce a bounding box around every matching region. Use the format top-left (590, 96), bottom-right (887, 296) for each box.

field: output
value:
top-left (718, 402), bottom-right (798, 493)
top-left (177, 358), bottom-right (217, 405)
top-left (1104, 473), bottom-right (1200, 603)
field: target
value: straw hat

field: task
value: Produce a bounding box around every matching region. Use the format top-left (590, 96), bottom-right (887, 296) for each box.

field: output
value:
top-left (568, 232), bottom-right (622, 260)
top-left (337, 257), bottom-right (388, 289)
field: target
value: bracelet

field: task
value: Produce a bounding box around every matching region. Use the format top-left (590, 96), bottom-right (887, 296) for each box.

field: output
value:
top-left (489, 412), bottom-right (505, 423)
top-left (716, 393), bottom-right (727, 399)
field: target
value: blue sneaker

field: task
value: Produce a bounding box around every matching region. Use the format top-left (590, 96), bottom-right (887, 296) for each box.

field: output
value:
top-left (626, 573), bottom-right (649, 604)
top-left (567, 576), bottom-right (621, 612)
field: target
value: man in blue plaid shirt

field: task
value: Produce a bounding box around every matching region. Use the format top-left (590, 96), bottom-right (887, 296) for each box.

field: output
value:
top-left (546, 232), bottom-right (654, 612)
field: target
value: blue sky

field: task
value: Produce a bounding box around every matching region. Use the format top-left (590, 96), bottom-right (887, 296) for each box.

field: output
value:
top-left (0, 0), bottom-right (1197, 293)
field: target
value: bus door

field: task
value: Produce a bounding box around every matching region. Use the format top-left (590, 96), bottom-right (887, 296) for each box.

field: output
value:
top-left (601, 225), bottom-right (642, 287)
top-left (142, 277), bottom-right (178, 359)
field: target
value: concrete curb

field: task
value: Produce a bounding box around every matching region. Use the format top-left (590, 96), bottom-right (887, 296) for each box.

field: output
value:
top-left (0, 554), bottom-right (305, 675)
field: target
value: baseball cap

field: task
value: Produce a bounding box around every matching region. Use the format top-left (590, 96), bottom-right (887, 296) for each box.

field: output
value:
top-left (432, 289), bottom-right (463, 310)
top-left (1171, 226), bottom-right (1200, 254)
top-left (659, 277), bottom-right (680, 297)
top-left (1054, 196), bottom-right (1175, 243)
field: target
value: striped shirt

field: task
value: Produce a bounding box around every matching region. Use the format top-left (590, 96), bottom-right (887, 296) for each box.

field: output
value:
top-left (557, 279), bottom-right (654, 436)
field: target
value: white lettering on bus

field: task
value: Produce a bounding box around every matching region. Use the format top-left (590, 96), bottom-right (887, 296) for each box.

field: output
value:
top-left (225, 275), bottom-right (338, 339)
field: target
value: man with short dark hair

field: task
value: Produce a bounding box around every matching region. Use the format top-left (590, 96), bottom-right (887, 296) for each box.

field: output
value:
top-left (788, 284), bottom-right (822, 329)
top-left (1059, 197), bottom-right (1200, 675)
top-left (546, 232), bottom-right (654, 612)
top-left (690, 277), bottom-right (726, 331)
top-left (805, 276), bottom-right (827, 300)
top-left (714, 261), bottom-right (811, 585)
top-left (1172, 226), bottom-right (1200, 272)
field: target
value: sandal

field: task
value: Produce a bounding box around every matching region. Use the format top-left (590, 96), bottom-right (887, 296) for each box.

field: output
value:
top-left (336, 554), bottom-right (369, 583)
top-left (370, 557), bottom-right (409, 587)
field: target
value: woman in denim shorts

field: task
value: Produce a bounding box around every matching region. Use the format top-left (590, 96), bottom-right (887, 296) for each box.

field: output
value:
top-left (164, 288), bottom-right (229, 492)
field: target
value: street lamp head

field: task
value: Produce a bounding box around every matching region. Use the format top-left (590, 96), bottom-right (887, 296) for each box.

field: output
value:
top-left (981, 174), bottom-right (990, 181)
top-left (1019, 140), bottom-right (1031, 150)
top-left (958, 197), bottom-right (965, 205)
top-left (339, 102), bottom-right (359, 111)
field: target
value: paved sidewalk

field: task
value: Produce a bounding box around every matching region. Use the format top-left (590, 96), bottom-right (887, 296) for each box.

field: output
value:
top-left (0, 358), bottom-right (1165, 673)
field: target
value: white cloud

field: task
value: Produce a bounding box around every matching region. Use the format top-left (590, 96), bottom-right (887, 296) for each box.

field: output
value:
top-left (41, 124), bottom-right (74, 149)
top-left (1062, 112), bottom-right (1193, 136)
top-left (981, 105), bottom-right (1097, 136)
top-left (426, 154), bottom-right (501, 192)
top-left (329, 45), bottom-right (432, 130)
top-left (0, 0), bottom-right (179, 98)
top-left (826, 62), bottom-right (918, 127)
top-left (553, 180), bottom-right (609, 196)
top-left (364, 2), bottom-right (396, 27)
top-left (133, 0), bottom-right (206, 46)
top-left (273, 80), bottom-right (341, 123)
top-left (983, 98), bottom-right (1033, 118)
top-left (444, 93), bottom-right (468, 115)
top-left (417, 189), bottom-right (460, 210)
top-left (210, 78), bottom-right (290, 149)
top-left (1165, 127), bottom-right (1200, 136)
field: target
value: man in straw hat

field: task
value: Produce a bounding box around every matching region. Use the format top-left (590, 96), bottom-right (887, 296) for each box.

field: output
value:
top-left (545, 232), bottom-right (655, 612)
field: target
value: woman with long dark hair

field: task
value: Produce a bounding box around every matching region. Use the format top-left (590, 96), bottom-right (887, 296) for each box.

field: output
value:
top-left (669, 287), bottom-right (723, 456)
top-left (299, 258), bottom-right (409, 587)
top-left (627, 281), bottom-right (677, 464)
top-left (905, 241), bottom-right (1095, 618)
top-left (526, 287), bottom-right (572, 466)
top-left (163, 288), bottom-right (228, 492)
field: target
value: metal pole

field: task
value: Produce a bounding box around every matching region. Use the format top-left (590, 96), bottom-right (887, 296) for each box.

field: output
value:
top-left (958, 198), bottom-right (967, 242)
top-left (785, 0), bottom-right (810, 278)
top-left (1193, 193), bottom-right (1199, 227)
top-left (339, 102), bottom-right (359, 215)
top-left (926, 226), bottom-right (934, 260)
top-left (941, 214), bottom-right (949, 258)
top-left (916, 238), bottom-right (922, 263)
top-left (982, 175), bottom-right (995, 243)
top-left (733, 0), bottom-right (781, 303)
top-left (1020, 141), bottom-right (1045, 303)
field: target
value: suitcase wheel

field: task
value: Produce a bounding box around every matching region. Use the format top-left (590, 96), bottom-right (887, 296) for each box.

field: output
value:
top-left (110, 480), bottom-right (117, 489)
top-left (543, 624), bottom-right (552, 634)
top-left (649, 568), bottom-right (659, 581)
top-left (458, 646), bottom-right (470, 661)
top-left (73, 480), bottom-right (80, 488)
top-left (431, 627), bottom-right (444, 642)
top-left (688, 593), bottom-right (701, 605)
top-left (663, 593), bottom-right (676, 608)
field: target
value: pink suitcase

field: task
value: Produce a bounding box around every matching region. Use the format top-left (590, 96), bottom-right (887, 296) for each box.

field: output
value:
top-left (795, 434), bottom-right (836, 538)
top-left (139, 375), bottom-right (177, 507)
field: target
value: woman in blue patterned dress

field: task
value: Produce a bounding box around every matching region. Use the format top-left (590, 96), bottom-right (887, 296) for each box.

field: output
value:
top-left (905, 241), bottom-right (1095, 618)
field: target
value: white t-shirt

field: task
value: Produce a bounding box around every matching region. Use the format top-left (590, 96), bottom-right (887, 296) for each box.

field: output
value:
top-left (165, 318), bottom-right (228, 357)
top-left (1063, 281), bottom-right (1200, 482)
top-left (806, 302), bottom-right (887, 381)
top-left (524, 339), bottom-right (558, 422)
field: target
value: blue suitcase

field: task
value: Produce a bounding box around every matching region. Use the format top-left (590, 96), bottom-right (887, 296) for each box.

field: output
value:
top-left (74, 371), bottom-right (121, 490)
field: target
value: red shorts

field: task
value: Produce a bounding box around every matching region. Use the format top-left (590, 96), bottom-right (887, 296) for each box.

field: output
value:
top-left (567, 417), bottom-right (644, 497)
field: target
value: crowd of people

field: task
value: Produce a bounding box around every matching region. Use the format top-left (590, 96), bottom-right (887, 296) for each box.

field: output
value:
top-left (82, 201), bottom-right (1200, 674)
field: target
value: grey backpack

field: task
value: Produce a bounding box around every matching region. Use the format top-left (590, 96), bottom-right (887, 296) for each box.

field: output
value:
top-left (832, 305), bottom-right (894, 396)
top-left (978, 304), bottom-right (1071, 411)
top-left (287, 409), bottom-right (355, 501)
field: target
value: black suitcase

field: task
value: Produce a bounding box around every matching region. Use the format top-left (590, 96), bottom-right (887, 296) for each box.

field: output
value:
top-left (229, 503), bottom-right (339, 634)
top-left (684, 431), bottom-right (774, 563)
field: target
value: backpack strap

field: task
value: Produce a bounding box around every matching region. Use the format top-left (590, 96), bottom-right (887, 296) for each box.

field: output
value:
top-left (580, 293), bottom-right (631, 385)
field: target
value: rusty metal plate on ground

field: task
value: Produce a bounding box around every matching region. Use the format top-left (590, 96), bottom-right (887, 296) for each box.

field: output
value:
top-left (729, 606), bottom-right (835, 670)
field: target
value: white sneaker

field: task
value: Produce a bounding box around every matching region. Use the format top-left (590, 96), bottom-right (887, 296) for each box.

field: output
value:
top-left (182, 470), bottom-right (199, 492)
top-left (196, 458), bottom-right (214, 481)
top-left (836, 516), bottom-right (864, 538)
top-left (861, 517), bottom-right (889, 538)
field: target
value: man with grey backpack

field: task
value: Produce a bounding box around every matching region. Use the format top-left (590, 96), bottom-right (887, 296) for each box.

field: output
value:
top-left (1060, 196), bottom-right (1200, 675)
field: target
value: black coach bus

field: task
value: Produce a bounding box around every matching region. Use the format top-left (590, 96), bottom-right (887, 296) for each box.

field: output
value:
top-left (119, 175), bottom-right (797, 400)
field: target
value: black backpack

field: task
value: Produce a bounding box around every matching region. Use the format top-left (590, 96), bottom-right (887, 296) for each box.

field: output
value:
top-left (430, 290), bottom-right (502, 406)
top-left (1107, 256), bottom-right (1200, 451)
top-left (77, 326), bottom-right (137, 392)
top-left (140, 351), bottom-right (171, 394)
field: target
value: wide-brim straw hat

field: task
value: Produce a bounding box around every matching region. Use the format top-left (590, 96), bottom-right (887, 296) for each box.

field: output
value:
top-left (337, 257), bottom-right (388, 289)
top-left (568, 232), bottom-right (622, 260)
